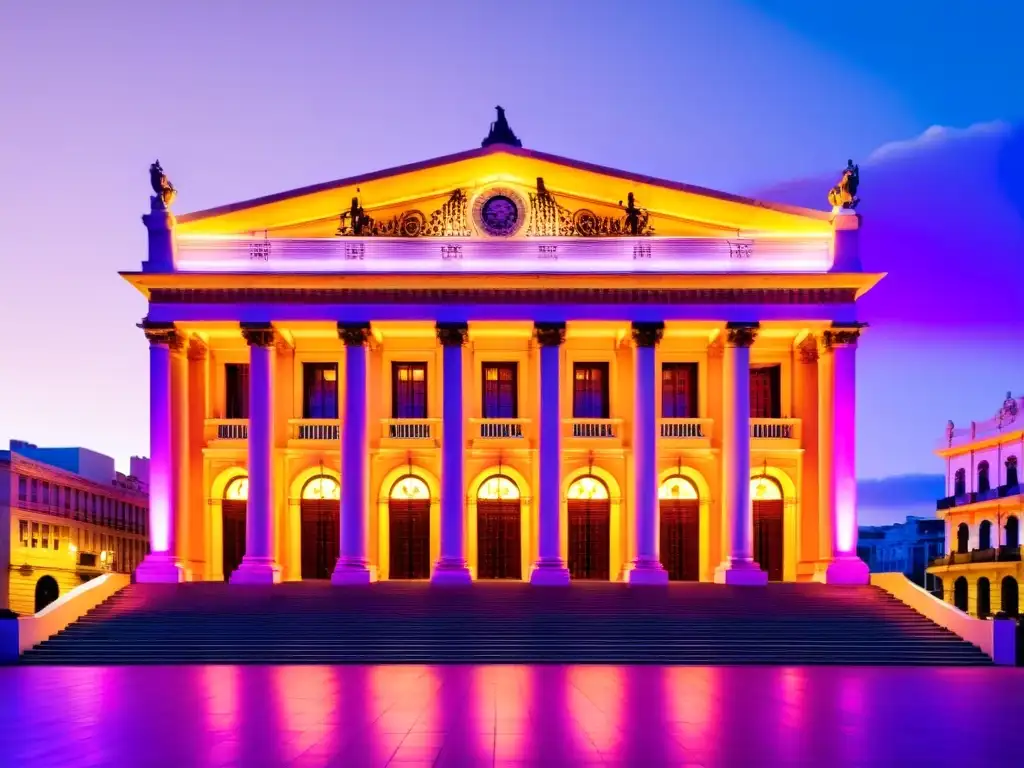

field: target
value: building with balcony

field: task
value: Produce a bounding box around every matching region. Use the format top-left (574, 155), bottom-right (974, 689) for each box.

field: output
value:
top-left (857, 516), bottom-right (944, 594)
top-left (124, 111), bottom-right (880, 587)
top-left (927, 392), bottom-right (1023, 616)
top-left (1, 440), bottom-right (150, 615)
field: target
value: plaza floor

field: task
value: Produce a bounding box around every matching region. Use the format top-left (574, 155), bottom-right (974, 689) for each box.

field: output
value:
top-left (2, 665), bottom-right (1022, 767)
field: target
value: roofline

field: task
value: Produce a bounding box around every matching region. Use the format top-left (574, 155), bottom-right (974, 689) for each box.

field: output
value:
top-left (176, 144), bottom-right (833, 225)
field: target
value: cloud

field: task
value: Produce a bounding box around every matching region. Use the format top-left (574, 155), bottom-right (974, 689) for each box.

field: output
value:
top-left (866, 120), bottom-right (1011, 163)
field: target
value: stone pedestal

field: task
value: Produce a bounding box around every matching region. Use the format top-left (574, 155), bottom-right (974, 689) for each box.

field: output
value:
top-left (142, 196), bottom-right (178, 272)
top-left (135, 552), bottom-right (185, 584)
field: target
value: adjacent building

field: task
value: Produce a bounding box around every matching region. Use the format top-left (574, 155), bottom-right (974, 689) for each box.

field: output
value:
top-left (858, 516), bottom-right (944, 594)
top-left (1, 440), bottom-right (150, 615)
top-left (927, 392), bottom-right (1023, 616)
top-left (124, 111), bottom-right (880, 587)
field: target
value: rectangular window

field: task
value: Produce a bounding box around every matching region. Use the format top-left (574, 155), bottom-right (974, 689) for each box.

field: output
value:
top-left (41, 524), bottom-right (50, 549)
top-left (18, 476), bottom-right (26, 501)
top-left (572, 363), bottom-right (610, 419)
top-left (750, 365), bottom-right (782, 419)
top-left (63, 487), bottom-right (70, 512)
top-left (302, 363), bottom-right (339, 419)
top-left (482, 363), bottom-right (518, 419)
top-left (391, 363), bottom-right (428, 419)
top-left (18, 520), bottom-right (29, 547)
top-left (31, 522), bottom-right (39, 548)
top-left (225, 363), bottom-right (250, 419)
top-left (30, 479), bottom-right (38, 503)
top-left (661, 363), bottom-right (698, 418)
top-left (41, 482), bottom-right (49, 506)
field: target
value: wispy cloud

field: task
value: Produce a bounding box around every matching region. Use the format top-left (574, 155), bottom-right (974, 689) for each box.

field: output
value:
top-left (866, 120), bottom-right (1011, 163)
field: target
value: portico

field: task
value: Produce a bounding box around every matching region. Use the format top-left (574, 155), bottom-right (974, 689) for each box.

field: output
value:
top-left (126, 112), bottom-right (879, 587)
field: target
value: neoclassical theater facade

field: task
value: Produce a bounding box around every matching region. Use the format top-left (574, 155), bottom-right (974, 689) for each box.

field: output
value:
top-left (125, 113), bottom-right (881, 586)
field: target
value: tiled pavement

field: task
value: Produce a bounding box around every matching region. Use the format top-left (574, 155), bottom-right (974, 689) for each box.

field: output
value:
top-left (2, 664), bottom-right (1023, 767)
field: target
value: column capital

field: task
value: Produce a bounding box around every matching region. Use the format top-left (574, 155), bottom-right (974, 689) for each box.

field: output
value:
top-left (725, 321), bottom-right (759, 348)
top-left (533, 322), bottom-right (566, 347)
top-left (436, 322), bottom-right (469, 347)
top-left (187, 336), bottom-right (208, 361)
top-left (797, 335), bottom-right (818, 364)
top-left (707, 336), bottom-right (725, 359)
top-left (631, 321), bottom-right (664, 347)
top-left (822, 322), bottom-right (866, 350)
top-left (139, 320), bottom-right (179, 348)
top-left (338, 322), bottom-right (372, 347)
top-left (240, 322), bottom-right (275, 347)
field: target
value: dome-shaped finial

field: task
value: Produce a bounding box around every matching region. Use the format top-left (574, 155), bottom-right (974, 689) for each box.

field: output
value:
top-left (481, 105), bottom-right (522, 148)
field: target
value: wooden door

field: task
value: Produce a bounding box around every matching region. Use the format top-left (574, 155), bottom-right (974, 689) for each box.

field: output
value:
top-left (753, 499), bottom-right (784, 581)
top-left (300, 498), bottom-right (339, 580)
top-left (568, 499), bottom-right (610, 580)
top-left (477, 499), bottom-right (521, 579)
top-left (222, 500), bottom-right (247, 581)
top-left (660, 499), bottom-right (699, 581)
top-left (390, 498), bottom-right (431, 579)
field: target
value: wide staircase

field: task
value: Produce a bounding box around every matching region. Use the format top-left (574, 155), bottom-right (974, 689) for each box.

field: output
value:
top-left (19, 582), bottom-right (992, 665)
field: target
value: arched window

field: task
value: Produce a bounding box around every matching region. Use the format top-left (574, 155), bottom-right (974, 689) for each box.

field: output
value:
top-left (953, 468), bottom-right (967, 497)
top-left (750, 475), bottom-right (783, 501)
top-left (658, 475), bottom-right (699, 500)
top-left (977, 461), bottom-right (991, 494)
top-left (1007, 456), bottom-right (1020, 488)
top-left (956, 522), bottom-right (969, 554)
top-left (390, 475), bottom-right (429, 501)
top-left (977, 577), bottom-right (991, 617)
top-left (478, 475), bottom-right (521, 501)
top-left (1001, 576), bottom-right (1019, 616)
top-left (953, 576), bottom-right (969, 612)
top-left (302, 475), bottom-right (340, 501)
top-left (1006, 516), bottom-right (1020, 549)
top-left (224, 476), bottom-right (248, 501)
top-left (567, 476), bottom-right (609, 500)
top-left (979, 520), bottom-right (993, 550)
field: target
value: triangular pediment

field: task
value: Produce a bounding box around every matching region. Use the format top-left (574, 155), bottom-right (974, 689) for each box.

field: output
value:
top-left (176, 145), bottom-right (833, 239)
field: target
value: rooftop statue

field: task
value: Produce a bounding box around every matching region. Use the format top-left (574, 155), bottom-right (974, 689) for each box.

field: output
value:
top-left (149, 160), bottom-right (176, 208)
top-left (481, 105), bottom-right (523, 148)
top-left (827, 159), bottom-right (860, 210)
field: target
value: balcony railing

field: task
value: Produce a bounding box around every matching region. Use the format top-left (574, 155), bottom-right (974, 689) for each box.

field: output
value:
top-left (472, 418), bottom-right (528, 440)
top-left (929, 546), bottom-right (1023, 568)
top-left (565, 418), bottom-right (622, 439)
top-left (205, 419), bottom-right (249, 441)
top-left (935, 483), bottom-right (1022, 510)
top-left (659, 418), bottom-right (713, 440)
top-left (290, 419), bottom-right (340, 441)
top-left (750, 418), bottom-right (800, 440)
top-left (381, 418), bottom-right (438, 441)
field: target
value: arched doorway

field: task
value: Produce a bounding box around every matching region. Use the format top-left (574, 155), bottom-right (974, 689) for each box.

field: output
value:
top-left (222, 476), bottom-right (248, 581)
top-left (389, 475), bottom-right (431, 579)
top-left (977, 577), bottom-right (991, 617)
top-left (1001, 576), bottom-right (1019, 616)
top-left (658, 475), bottom-right (699, 581)
top-left (567, 475), bottom-right (611, 580)
top-left (34, 575), bottom-right (59, 613)
top-left (979, 520), bottom-right (993, 550)
top-left (751, 475), bottom-right (784, 581)
top-left (476, 475), bottom-right (522, 580)
top-left (953, 576), bottom-right (969, 612)
top-left (300, 475), bottom-right (340, 580)
top-left (1006, 516), bottom-right (1020, 548)
top-left (956, 523), bottom-right (969, 554)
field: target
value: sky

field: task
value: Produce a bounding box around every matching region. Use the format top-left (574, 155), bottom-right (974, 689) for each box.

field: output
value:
top-left (1, 0), bottom-right (1022, 514)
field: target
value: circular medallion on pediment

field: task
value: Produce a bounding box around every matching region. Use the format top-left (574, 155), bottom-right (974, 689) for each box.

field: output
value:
top-left (471, 186), bottom-right (528, 237)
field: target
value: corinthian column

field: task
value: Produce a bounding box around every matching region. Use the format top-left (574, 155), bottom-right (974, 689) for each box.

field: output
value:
top-left (817, 323), bottom-right (870, 584)
top-left (333, 323), bottom-right (375, 584)
top-left (530, 322), bottom-right (571, 585)
top-left (432, 322), bottom-right (472, 584)
top-left (713, 322), bottom-right (767, 586)
top-left (627, 322), bottom-right (668, 584)
top-left (231, 323), bottom-right (282, 584)
top-left (135, 321), bottom-right (185, 582)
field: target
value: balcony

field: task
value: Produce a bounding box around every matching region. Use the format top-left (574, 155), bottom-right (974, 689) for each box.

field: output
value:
top-left (935, 484), bottom-right (1022, 511)
top-left (205, 419), bottom-right (248, 442)
top-left (563, 418), bottom-right (623, 444)
top-left (380, 418), bottom-right (440, 448)
top-left (659, 418), bottom-right (713, 448)
top-left (928, 546), bottom-right (1023, 568)
top-left (750, 418), bottom-right (801, 449)
top-left (289, 419), bottom-right (340, 442)
top-left (470, 418), bottom-right (531, 449)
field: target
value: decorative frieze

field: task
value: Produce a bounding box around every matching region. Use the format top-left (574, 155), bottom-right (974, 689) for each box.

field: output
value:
top-left (725, 321), bottom-right (759, 348)
top-left (240, 322), bottom-right (275, 348)
top-left (435, 322), bottom-right (469, 347)
top-left (533, 322), bottom-right (566, 347)
top-left (631, 322), bottom-right (664, 347)
top-left (338, 323), bottom-right (372, 347)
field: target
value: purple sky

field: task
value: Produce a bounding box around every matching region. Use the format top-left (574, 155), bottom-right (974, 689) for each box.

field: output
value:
top-left (1, 1), bottom-right (1021, 496)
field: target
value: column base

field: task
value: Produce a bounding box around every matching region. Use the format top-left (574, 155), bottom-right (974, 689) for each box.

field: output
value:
top-left (431, 559), bottom-right (472, 585)
top-left (134, 552), bottom-right (186, 584)
top-left (331, 559), bottom-right (378, 585)
top-left (713, 559), bottom-right (768, 586)
top-left (814, 556), bottom-right (870, 585)
top-left (229, 557), bottom-right (282, 585)
top-left (529, 559), bottom-right (571, 586)
top-left (625, 559), bottom-right (669, 585)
